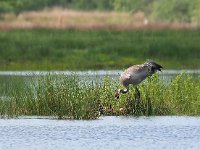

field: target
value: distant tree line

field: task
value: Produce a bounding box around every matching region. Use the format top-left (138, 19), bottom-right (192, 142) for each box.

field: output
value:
top-left (0, 0), bottom-right (200, 22)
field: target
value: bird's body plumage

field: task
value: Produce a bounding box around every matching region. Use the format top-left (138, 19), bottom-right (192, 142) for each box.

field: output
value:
top-left (120, 64), bottom-right (149, 88)
top-left (115, 60), bottom-right (163, 99)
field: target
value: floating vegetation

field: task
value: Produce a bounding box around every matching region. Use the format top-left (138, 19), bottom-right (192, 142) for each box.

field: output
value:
top-left (0, 73), bottom-right (200, 119)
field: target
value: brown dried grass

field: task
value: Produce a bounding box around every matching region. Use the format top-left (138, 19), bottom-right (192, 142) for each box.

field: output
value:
top-left (0, 8), bottom-right (199, 31)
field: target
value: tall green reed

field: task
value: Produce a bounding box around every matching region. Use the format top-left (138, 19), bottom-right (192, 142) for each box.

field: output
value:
top-left (0, 74), bottom-right (101, 119)
top-left (0, 73), bottom-right (199, 119)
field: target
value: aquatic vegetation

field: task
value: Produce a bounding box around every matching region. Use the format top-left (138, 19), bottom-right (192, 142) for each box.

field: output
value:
top-left (0, 75), bottom-right (102, 119)
top-left (0, 73), bottom-right (199, 119)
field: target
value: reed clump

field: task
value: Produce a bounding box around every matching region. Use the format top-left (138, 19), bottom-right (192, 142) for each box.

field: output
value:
top-left (0, 73), bottom-right (199, 119)
top-left (0, 75), bottom-right (101, 119)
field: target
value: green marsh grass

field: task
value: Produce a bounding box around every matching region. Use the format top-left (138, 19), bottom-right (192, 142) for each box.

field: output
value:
top-left (0, 73), bottom-right (200, 119)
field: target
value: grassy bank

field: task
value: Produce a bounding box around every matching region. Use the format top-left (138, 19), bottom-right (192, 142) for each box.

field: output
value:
top-left (0, 29), bottom-right (200, 70)
top-left (0, 73), bottom-right (200, 119)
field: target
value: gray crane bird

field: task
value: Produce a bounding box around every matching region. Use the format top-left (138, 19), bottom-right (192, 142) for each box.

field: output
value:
top-left (115, 60), bottom-right (163, 99)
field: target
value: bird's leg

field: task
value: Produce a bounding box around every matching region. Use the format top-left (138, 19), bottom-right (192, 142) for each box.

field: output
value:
top-left (121, 88), bottom-right (129, 94)
top-left (135, 86), bottom-right (140, 99)
top-left (134, 86), bottom-right (141, 115)
top-left (115, 86), bottom-right (129, 99)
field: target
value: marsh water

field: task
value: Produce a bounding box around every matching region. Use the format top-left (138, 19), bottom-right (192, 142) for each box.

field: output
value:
top-left (1, 69), bottom-right (200, 77)
top-left (1, 116), bottom-right (200, 150)
top-left (0, 70), bottom-right (199, 85)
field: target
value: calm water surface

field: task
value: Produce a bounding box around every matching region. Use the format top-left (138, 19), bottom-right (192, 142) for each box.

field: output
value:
top-left (0, 116), bottom-right (200, 150)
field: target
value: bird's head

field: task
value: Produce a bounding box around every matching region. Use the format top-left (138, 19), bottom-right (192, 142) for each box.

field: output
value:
top-left (115, 89), bottom-right (121, 99)
top-left (145, 60), bottom-right (163, 74)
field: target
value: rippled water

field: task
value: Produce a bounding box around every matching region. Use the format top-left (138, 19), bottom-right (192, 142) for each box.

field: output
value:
top-left (1, 116), bottom-right (200, 150)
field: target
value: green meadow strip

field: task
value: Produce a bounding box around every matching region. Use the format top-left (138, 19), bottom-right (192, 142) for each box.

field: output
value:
top-left (0, 29), bottom-right (200, 70)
